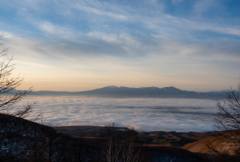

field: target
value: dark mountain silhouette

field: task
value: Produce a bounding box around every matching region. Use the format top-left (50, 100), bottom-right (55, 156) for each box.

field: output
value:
top-left (30, 86), bottom-right (226, 99)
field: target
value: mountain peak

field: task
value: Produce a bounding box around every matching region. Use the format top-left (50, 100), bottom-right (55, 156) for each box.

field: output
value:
top-left (104, 86), bottom-right (119, 88)
top-left (162, 86), bottom-right (179, 89)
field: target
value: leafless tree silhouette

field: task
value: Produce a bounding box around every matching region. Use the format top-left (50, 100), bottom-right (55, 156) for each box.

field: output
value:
top-left (98, 123), bottom-right (144, 162)
top-left (0, 40), bottom-right (38, 161)
top-left (0, 41), bottom-right (34, 118)
top-left (206, 81), bottom-right (240, 161)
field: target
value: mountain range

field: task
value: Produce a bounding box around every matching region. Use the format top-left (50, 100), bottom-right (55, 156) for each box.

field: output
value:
top-left (29, 86), bottom-right (227, 99)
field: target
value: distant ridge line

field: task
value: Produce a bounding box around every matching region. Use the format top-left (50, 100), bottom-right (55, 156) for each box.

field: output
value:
top-left (27, 86), bottom-right (226, 99)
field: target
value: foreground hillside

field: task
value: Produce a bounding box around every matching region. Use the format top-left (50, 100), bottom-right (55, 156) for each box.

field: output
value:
top-left (54, 126), bottom-right (218, 147)
top-left (2, 113), bottom-right (240, 161)
top-left (0, 114), bottom-right (208, 162)
top-left (183, 133), bottom-right (240, 156)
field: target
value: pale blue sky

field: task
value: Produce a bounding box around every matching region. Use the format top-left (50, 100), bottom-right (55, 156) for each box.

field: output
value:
top-left (0, 0), bottom-right (240, 91)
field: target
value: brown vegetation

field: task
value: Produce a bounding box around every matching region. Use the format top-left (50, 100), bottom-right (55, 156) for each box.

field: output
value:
top-left (182, 133), bottom-right (239, 155)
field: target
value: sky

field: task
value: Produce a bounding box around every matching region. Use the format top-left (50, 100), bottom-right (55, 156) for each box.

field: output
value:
top-left (0, 0), bottom-right (240, 92)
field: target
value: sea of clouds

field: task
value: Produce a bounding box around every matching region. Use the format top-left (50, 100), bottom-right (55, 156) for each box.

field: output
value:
top-left (14, 96), bottom-right (219, 132)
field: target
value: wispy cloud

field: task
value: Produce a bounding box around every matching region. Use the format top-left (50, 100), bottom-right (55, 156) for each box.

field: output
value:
top-left (73, 3), bottom-right (128, 20)
top-left (38, 21), bottom-right (77, 38)
top-left (0, 0), bottom-right (240, 91)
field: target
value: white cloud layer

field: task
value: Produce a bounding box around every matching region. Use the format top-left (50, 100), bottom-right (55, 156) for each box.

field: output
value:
top-left (15, 96), bottom-right (218, 132)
